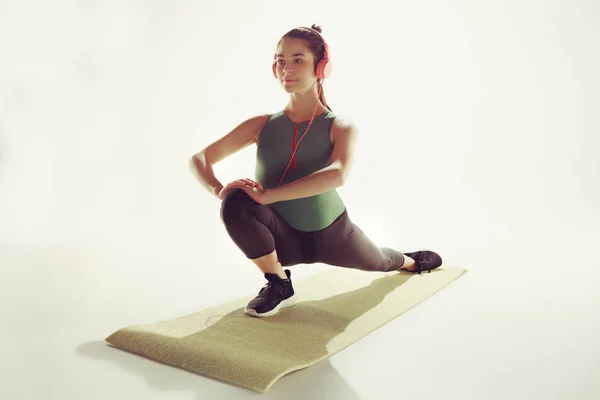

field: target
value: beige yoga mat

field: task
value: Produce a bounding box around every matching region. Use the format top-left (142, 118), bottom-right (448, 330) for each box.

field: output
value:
top-left (105, 266), bottom-right (467, 393)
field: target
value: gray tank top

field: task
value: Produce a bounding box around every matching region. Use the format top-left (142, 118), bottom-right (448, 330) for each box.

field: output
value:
top-left (254, 109), bottom-right (346, 232)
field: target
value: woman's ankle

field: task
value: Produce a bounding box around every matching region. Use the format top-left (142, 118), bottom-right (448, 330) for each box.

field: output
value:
top-left (270, 263), bottom-right (289, 280)
top-left (400, 255), bottom-right (417, 271)
top-left (250, 250), bottom-right (288, 279)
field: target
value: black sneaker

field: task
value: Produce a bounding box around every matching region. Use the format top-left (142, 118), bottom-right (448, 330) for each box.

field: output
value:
top-left (244, 269), bottom-right (297, 318)
top-left (402, 250), bottom-right (443, 274)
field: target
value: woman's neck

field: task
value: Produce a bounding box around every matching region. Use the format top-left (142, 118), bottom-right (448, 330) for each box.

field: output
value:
top-left (285, 94), bottom-right (327, 122)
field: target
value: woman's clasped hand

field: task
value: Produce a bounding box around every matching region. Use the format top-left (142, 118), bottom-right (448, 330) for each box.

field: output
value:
top-left (218, 178), bottom-right (269, 204)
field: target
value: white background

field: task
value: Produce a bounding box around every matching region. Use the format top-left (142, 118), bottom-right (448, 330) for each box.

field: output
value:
top-left (1, 0), bottom-right (599, 399)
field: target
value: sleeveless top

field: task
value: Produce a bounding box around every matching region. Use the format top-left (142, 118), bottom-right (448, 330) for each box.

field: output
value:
top-left (254, 109), bottom-right (346, 232)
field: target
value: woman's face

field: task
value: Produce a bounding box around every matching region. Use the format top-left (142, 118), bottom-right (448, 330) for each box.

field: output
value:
top-left (274, 37), bottom-right (317, 93)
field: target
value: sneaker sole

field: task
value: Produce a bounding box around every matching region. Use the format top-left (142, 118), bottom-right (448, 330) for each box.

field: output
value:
top-left (244, 293), bottom-right (298, 318)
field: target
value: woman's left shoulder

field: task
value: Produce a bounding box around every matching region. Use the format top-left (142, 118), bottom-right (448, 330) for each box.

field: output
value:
top-left (330, 114), bottom-right (358, 143)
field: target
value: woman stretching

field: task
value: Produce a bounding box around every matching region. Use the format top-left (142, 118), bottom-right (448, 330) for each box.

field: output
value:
top-left (189, 24), bottom-right (443, 318)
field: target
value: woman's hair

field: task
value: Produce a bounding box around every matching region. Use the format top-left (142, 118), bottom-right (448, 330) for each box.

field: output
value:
top-left (278, 23), bottom-right (332, 112)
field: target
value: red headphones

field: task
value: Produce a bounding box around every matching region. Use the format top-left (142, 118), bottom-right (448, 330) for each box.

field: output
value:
top-left (272, 27), bottom-right (332, 188)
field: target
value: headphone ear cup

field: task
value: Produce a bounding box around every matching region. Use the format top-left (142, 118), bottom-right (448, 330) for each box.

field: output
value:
top-left (316, 58), bottom-right (332, 79)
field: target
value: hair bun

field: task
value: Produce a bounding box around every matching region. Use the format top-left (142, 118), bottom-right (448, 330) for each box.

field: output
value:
top-left (310, 23), bottom-right (323, 33)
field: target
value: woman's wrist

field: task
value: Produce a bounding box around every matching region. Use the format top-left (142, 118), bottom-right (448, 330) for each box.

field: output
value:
top-left (213, 185), bottom-right (224, 198)
top-left (263, 188), bottom-right (277, 204)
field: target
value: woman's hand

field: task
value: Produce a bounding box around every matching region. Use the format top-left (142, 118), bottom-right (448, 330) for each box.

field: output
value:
top-left (218, 178), bottom-right (269, 204)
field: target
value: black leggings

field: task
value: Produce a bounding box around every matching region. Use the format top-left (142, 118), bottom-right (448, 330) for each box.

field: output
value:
top-left (219, 188), bottom-right (405, 272)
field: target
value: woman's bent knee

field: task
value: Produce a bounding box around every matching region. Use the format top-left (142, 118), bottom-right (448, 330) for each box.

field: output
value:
top-left (219, 188), bottom-right (255, 224)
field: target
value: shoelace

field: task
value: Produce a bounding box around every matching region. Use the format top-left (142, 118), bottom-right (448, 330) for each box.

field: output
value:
top-left (259, 280), bottom-right (287, 297)
top-left (414, 252), bottom-right (432, 274)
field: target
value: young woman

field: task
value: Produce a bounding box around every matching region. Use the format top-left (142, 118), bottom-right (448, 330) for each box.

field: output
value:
top-left (189, 24), bottom-right (443, 318)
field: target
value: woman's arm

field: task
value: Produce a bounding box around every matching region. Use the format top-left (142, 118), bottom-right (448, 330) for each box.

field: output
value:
top-left (189, 114), bottom-right (269, 199)
top-left (265, 163), bottom-right (344, 204)
top-left (189, 153), bottom-right (224, 199)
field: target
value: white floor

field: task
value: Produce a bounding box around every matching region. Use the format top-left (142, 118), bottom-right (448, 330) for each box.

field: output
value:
top-left (2, 222), bottom-right (599, 400)
top-left (1, 1), bottom-right (599, 399)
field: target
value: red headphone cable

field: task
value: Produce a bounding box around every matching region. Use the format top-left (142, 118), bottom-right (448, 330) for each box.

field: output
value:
top-left (276, 84), bottom-right (323, 188)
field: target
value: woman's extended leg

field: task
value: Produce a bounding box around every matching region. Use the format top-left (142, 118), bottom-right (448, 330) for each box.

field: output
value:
top-left (314, 209), bottom-right (418, 272)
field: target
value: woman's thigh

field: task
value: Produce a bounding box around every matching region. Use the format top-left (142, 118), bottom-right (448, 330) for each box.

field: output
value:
top-left (315, 209), bottom-right (405, 272)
